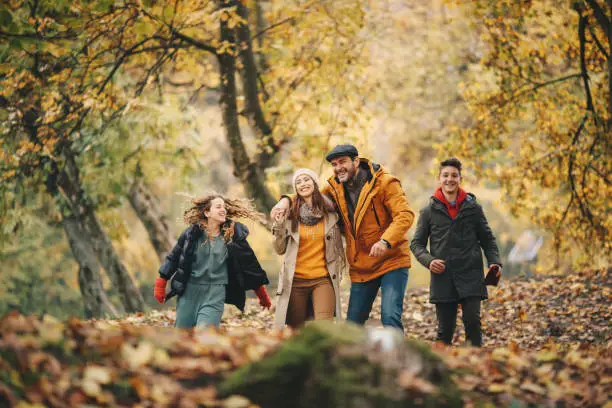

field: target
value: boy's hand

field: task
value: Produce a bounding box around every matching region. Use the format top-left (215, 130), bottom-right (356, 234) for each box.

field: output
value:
top-left (429, 259), bottom-right (446, 274)
top-left (490, 264), bottom-right (502, 277)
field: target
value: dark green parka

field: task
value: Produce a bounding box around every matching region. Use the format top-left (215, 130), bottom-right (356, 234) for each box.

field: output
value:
top-left (410, 193), bottom-right (501, 303)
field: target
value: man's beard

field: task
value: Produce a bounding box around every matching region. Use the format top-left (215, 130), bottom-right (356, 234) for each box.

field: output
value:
top-left (340, 165), bottom-right (358, 183)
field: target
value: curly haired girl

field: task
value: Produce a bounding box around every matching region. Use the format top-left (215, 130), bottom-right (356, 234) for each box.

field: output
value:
top-left (154, 193), bottom-right (271, 328)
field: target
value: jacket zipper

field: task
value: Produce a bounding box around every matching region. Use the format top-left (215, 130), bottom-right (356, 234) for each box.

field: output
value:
top-left (372, 202), bottom-right (381, 227)
top-left (327, 180), bottom-right (354, 238)
top-left (354, 178), bottom-right (378, 232)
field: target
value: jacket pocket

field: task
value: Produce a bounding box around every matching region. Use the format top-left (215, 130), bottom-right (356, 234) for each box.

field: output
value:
top-left (360, 229), bottom-right (383, 250)
top-left (277, 261), bottom-right (293, 295)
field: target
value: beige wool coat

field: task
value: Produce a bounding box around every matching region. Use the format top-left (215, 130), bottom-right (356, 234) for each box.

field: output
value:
top-left (272, 211), bottom-right (347, 329)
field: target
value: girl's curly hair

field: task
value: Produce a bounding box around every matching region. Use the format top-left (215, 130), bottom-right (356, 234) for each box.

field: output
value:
top-left (182, 192), bottom-right (263, 243)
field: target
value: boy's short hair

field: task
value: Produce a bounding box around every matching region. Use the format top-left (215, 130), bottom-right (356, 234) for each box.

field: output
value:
top-left (439, 157), bottom-right (462, 175)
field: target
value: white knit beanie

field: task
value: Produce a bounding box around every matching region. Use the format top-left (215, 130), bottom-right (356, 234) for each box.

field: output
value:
top-left (292, 168), bottom-right (319, 192)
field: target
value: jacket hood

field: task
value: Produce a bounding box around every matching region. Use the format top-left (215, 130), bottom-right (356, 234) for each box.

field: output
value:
top-left (433, 187), bottom-right (468, 207)
top-left (231, 221), bottom-right (249, 241)
top-left (431, 191), bottom-right (477, 207)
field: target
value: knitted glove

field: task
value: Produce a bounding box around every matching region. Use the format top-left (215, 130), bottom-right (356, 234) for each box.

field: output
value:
top-left (254, 285), bottom-right (271, 309)
top-left (154, 277), bottom-right (168, 304)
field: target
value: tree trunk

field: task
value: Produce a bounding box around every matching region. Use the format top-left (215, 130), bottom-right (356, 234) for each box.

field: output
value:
top-left (585, 0), bottom-right (612, 126)
top-left (236, 1), bottom-right (272, 138)
top-left (20, 9), bottom-right (144, 315)
top-left (128, 175), bottom-right (175, 261)
top-left (254, 0), bottom-right (269, 71)
top-left (217, 0), bottom-right (277, 213)
top-left (62, 215), bottom-right (119, 318)
top-left (236, 1), bottom-right (284, 171)
top-left (54, 152), bottom-right (146, 313)
top-left (24, 106), bottom-right (143, 314)
top-left (608, 1), bottom-right (612, 129)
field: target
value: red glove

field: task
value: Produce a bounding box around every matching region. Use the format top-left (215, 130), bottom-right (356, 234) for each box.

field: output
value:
top-left (154, 278), bottom-right (167, 304)
top-left (254, 285), bottom-right (271, 309)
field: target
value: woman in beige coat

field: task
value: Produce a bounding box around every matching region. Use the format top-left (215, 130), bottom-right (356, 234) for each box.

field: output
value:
top-left (272, 168), bottom-right (346, 329)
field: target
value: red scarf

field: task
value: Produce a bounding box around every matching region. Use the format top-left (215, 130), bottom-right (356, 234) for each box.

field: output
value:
top-left (433, 187), bottom-right (467, 219)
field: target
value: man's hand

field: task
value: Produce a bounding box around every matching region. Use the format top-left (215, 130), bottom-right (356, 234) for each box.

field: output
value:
top-left (429, 259), bottom-right (446, 274)
top-left (270, 197), bottom-right (290, 222)
top-left (369, 240), bottom-right (389, 257)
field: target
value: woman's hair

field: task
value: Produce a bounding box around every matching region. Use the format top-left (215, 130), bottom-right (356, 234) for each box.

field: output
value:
top-left (183, 192), bottom-right (263, 242)
top-left (289, 179), bottom-right (334, 232)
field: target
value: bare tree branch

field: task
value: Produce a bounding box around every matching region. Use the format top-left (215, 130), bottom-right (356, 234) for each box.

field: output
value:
top-left (577, 9), bottom-right (595, 112)
top-left (137, 7), bottom-right (218, 54)
top-left (252, 17), bottom-right (295, 41)
top-left (585, 0), bottom-right (611, 34)
top-left (587, 23), bottom-right (609, 58)
top-left (167, 28), bottom-right (218, 54)
top-left (97, 37), bottom-right (155, 95)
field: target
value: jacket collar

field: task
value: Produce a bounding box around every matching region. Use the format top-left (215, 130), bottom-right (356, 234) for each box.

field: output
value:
top-left (431, 192), bottom-right (477, 216)
top-left (433, 187), bottom-right (468, 208)
top-left (231, 221), bottom-right (249, 241)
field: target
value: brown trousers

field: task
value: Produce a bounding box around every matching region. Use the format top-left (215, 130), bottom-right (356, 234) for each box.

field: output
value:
top-left (286, 276), bottom-right (336, 328)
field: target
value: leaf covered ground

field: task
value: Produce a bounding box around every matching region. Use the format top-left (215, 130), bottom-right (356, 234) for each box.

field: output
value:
top-left (0, 269), bottom-right (610, 407)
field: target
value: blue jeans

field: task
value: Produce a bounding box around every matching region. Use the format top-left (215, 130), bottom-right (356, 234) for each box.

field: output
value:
top-left (346, 268), bottom-right (409, 331)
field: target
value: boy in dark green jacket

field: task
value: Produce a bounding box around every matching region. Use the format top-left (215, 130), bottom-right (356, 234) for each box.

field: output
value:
top-left (410, 158), bottom-right (502, 346)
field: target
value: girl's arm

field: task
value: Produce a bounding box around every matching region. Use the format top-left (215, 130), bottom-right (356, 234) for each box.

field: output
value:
top-left (236, 236), bottom-right (271, 309)
top-left (234, 237), bottom-right (270, 290)
top-left (155, 228), bottom-right (188, 303)
top-left (159, 229), bottom-right (188, 279)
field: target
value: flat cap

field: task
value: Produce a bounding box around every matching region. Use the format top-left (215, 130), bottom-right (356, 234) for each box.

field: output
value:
top-left (325, 144), bottom-right (359, 162)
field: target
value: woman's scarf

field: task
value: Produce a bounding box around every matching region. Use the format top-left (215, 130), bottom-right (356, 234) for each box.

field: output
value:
top-left (298, 202), bottom-right (324, 226)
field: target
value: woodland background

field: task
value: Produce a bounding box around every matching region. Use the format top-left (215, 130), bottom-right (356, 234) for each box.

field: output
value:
top-left (1, 1), bottom-right (611, 407)
top-left (0, 0), bottom-right (610, 319)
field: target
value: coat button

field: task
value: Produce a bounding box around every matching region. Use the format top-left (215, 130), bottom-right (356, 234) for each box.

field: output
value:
top-left (332, 274), bottom-right (336, 279)
top-left (326, 236), bottom-right (331, 240)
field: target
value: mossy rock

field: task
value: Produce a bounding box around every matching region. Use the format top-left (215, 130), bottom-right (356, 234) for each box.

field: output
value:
top-left (219, 321), bottom-right (461, 408)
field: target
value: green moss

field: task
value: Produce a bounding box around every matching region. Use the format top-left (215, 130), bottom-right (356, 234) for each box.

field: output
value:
top-left (219, 321), bottom-right (463, 408)
top-left (220, 321), bottom-right (364, 406)
top-left (106, 378), bottom-right (139, 404)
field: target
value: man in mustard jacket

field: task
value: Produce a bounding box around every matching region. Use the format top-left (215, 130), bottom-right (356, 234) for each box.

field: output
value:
top-left (271, 144), bottom-right (415, 331)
